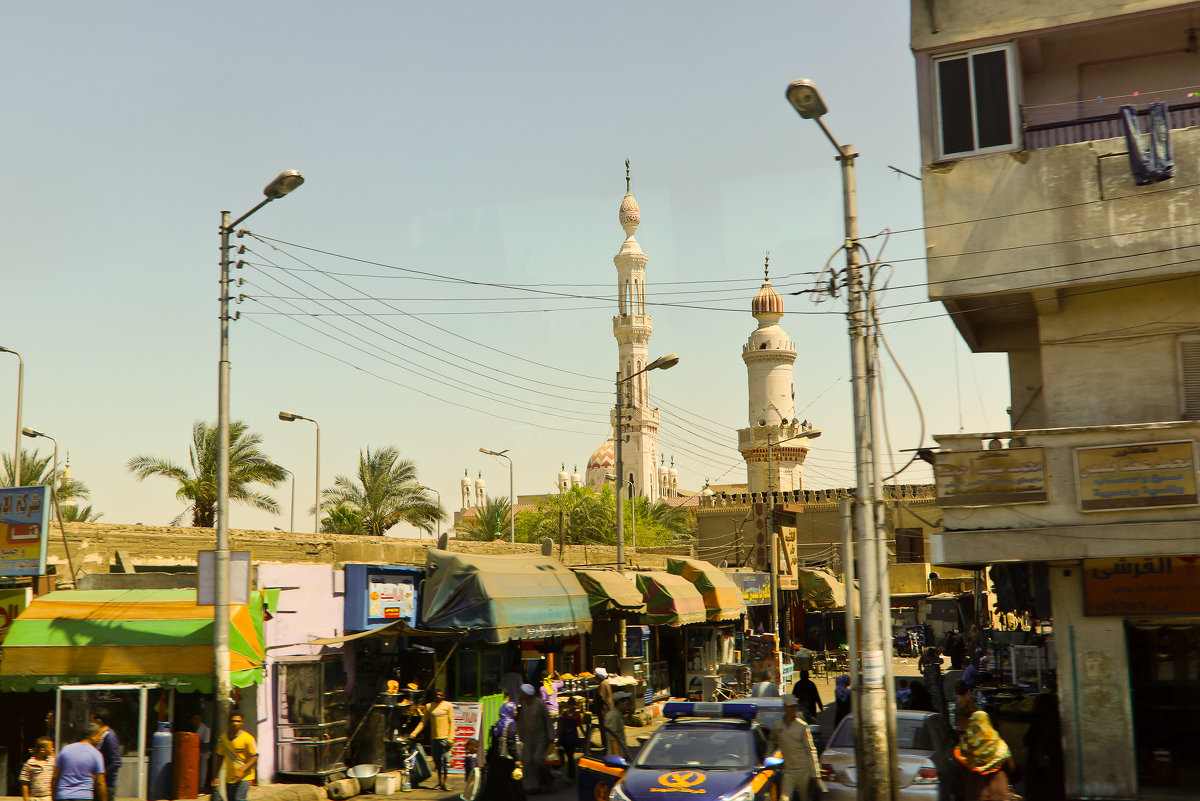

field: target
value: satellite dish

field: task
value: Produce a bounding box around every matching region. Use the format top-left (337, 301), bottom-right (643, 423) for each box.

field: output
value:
top-left (437, 532), bottom-right (449, 550)
top-left (540, 538), bottom-right (554, 556)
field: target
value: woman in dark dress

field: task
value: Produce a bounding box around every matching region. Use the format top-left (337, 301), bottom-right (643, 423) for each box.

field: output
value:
top-left (480, 702), bottom-right (525, 801)
top-left (954, 711), bottom-right (1016, 801)
top-left (833, 674), bottom-right (852, 727)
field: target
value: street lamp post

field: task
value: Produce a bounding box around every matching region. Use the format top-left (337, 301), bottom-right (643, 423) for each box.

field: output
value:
top-left (786, 79), bottom-right (892, 800)
top-left (0, 347), bottom-right (23, 487)
top-left (614, 353), bottom-right (679, 575)
top-left (21, 427), bottom-right (57, 515)
top-left (607, 473), bottom-right (636, 551)
top-left (479, 448), bottom-right (514, 542)
top-left (420, 485), bottom-right (441, 540)
top-left (280, 467), bottom-right (295, 533)
top-left (216, 171), bottom-right (304, 737)
top-left (278, 410), bottom-right (320, 533)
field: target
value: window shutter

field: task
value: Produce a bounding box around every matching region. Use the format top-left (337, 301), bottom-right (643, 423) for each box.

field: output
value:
top-left (1182, 336), bottom-right (1200, 419)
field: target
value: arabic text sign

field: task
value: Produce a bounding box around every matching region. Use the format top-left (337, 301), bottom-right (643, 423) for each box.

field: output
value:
top-left (1076, 440), bottom-right (1198, 512)
top-left (0, 486), bottom-right (50, 577)
top-left (449, 702), bottom-right (482, 774)
top-left (0, 588), bottom-right (31, 643)
top-left (934, 447), bottom-right (1048, 507)
top-left (1083, 555), bottom-right (1200, 615)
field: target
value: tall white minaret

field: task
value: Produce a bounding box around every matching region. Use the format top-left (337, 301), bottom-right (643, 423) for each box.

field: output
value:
top-left (612, 159), bottom-right (660, 500)
top-left (738, 254), bottom-right (819, 493)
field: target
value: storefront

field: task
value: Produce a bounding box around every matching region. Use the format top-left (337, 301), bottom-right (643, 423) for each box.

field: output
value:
top-left (665, 558), bottom-right (748, 698)
top-left (633, 571), bottom-right (706, 698)
top-left (0, 588), bottom-right (271, 800)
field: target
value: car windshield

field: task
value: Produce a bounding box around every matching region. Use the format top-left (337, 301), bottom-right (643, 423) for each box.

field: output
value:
top-left (827, 717), bottom-right (934, 751)
top-left (635, 727), bottom-right (755, 770)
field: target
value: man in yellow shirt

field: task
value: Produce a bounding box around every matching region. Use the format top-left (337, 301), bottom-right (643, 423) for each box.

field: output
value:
top-left (213, 712), bottom-right (258, 801)
top-left (409, 688), bottom-right (455, 791)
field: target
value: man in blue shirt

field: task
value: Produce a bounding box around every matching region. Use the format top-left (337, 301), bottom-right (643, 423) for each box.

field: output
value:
top-left (52, 725), bottom-right (106, 801)
top-left (92, 713), bottom-right (121, 801)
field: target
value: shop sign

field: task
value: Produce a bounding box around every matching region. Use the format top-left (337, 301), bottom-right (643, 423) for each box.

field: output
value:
top-left (1083, 555), bottom-right (1200, 615)
top-left (450, 702), bottom-right (482, 774)
top-left (344, 564), bottom-right (421, 631)
top-left (1076, 440), bottom-right (1198, 512)
top-left (0, 486), bottom-right (50, 576)
top-left (0, 587), bottom-right (30, 644)
top-left (934, 448), bottom-right (1047, 507)
top-left (723, 572), bottom-right (771, 606)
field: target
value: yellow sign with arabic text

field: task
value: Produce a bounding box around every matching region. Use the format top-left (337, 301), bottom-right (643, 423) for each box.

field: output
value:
top-left (1076, 441), bottom-right (1198, 512)
top-left (1083, 555), bottom-right (1200, 615)
top-left (934, 447), bottom-right (1047, 507)
top-left (651, 772), bottom-right (707, 793)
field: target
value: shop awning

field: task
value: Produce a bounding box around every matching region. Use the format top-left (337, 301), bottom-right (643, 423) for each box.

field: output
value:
top-left (0, 589), bottom-right (272, 692)
top-left (572, 569), bottom-right (646, 615)
top-left (797, 568), bottom-right (847, 610)
top-left (666, 557), bottom-right (747, 621)
top-left (422, 549), bottom-right (593, 644)
top-left (634, 571), bottom-right (707, 626)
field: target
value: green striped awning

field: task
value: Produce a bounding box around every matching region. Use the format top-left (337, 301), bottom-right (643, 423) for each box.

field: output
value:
top-left (634, 571), bottom-right (707, 626)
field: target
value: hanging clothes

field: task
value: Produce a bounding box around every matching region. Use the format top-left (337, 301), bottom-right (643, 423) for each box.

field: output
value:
top-left (1121, 102), bottom-right (1174, 185)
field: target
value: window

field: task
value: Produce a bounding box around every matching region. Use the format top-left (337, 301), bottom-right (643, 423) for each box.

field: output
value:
top-left (1180, 335), bottom-right (1200, 419)
top-left (934, 44), bottom-right (1018, 158)
top-left (895, 528), bottom-right (925, 564)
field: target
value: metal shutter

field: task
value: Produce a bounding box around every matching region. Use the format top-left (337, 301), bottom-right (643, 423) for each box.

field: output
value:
top-left (1181, 336), bottom-right (1200, 419)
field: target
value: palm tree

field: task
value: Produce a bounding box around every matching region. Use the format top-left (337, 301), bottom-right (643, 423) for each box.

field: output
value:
top-left (646, 498), bottom-right (695, 539)
top-left (530, 484), bottom-right (617, 545)
top-left (1, 450), bottom-right (54, 488)
top-left (321, 446), bottom-right (443, 537)
top-left (455, 495), bottom-right (511, 541)
top-left (4, 449), bottom-right (97, 520)
top-left (127, 420), bottom-right (287, 527)
top-left (321, 504), bottom-right (365, 536)
top-left (60, 504), bottom-right (104, 523)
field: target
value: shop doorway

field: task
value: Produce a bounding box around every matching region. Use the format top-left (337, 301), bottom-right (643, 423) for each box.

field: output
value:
top-left (56, 684), bottom-right (160, 801)
top-left (1126, 622), bottom-right (1200, 799)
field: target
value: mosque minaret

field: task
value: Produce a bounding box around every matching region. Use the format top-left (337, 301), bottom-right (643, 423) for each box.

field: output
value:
top-left (738, 254), bottom-right (819, 493)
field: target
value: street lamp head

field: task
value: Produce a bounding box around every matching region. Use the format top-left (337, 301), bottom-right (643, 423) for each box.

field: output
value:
top-left (21, 426), bottom-right (43, 438)
top-left (786, 79), bottom-right (828, 120)
top-left (278, 411), bottom-right (298, 422)
top-left (480, 447), bottom-right (509, 457)
top-left (263, 170), bottom-right (305, 200)
top-left (647, 353), bottom-right (680, 372)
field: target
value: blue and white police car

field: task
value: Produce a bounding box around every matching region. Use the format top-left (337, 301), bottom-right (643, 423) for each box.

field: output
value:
top-left (577, 703), bottom-right (783, 801)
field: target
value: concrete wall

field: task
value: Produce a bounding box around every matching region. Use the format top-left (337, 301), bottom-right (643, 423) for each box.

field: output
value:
top-left (1047, 562), bottom-right (1138, 799)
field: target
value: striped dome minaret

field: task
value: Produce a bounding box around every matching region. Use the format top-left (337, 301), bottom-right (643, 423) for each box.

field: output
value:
top-left (739, 253), bottom-right (814, 494)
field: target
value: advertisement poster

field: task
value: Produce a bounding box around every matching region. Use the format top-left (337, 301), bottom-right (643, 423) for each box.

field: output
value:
top-left (935, 447), bottom-right (1048, 507)
top-left (367, 574), bottom-right (415, 624)
top-left (0, 587), bottom-right (31, 644)
top-left (0, 486), bottom-right (51, 577)
top-left (1076, 440), bottom-right (1198, 512)
top-left (1083, 555), bottom-right (1200, 615)
top-left (450, 702), bottom-right (482, 774)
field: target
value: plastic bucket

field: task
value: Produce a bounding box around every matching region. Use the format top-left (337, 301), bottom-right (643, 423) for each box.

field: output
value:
top-left (348, 764), bottom-right (381, 793)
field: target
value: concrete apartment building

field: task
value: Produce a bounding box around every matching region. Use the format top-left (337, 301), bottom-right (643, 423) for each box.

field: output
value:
top-left (911, 1), bottom-right (1200, 797)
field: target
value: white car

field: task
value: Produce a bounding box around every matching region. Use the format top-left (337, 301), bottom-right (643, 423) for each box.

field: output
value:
top-left (818, 711), bottom-right (955, 800)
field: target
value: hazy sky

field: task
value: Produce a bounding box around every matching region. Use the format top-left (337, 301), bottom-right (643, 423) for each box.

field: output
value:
top-left (0, 1), bottom-right (1009, 535)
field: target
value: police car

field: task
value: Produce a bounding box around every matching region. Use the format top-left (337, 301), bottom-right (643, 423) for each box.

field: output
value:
top-left (577, 703), bottom-right (783, 801)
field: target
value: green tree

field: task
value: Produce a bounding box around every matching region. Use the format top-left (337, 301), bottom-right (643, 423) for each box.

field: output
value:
top-left (320, 446), bottom-right (443, 537)
top-left (455, 495), bottom-right (511, 541)
top-left (126, 420), bottom-right (287, 527)
top-left (2, 450), bottom-right (55, 488)
top-left (60, 504), bottom-right (104, 523)
top-left (527, 484), bottom-right (617, 545)
top-left (4, 449), bottom-right (98, 519)
top-left (320, 504), bottom-right (365, 536)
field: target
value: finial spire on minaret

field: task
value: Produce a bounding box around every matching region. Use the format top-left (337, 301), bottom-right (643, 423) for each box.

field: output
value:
top-left (625, 158), bottom-right (631, 193)
top-left (764, 251), bottom-right (770, 282)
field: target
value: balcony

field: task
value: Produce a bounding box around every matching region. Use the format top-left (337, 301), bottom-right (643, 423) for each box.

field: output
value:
top-left (929, 421), bottom-right (1200, 567)
top-left (1022, 101), bottom-right (1200, 151)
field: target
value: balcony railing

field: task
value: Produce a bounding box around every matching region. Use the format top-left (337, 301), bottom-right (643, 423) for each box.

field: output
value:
top-left (1022, 101), bottom-right (1200, 150)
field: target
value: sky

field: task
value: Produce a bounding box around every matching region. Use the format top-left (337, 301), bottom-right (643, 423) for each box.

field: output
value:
top-left (0, 1), bottom-right (1010, 536)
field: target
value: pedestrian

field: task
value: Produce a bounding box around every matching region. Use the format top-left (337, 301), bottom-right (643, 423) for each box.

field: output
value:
top-left (954, 681), bottom-right (977, 735)
top-left (603, 693), bottom-right (634, 762)
top-left (953, 711), bottom-right (1015, 801)
top-left (919, 647), bottom-right (949, 722)
top-left (517, 684), bottom-right (554, 793)
top-left (592, 667), bottom-right (613, 754)
top-left (212, 712), bottom-right (258, 801)
top-left (833, 675), bottom-right (851, 728)
top-left (1023, 694), bottom-right (1065, 801)
top-left (52, 725), bottom-right (106, 801)
top-left (908, 679), bottom-right (934, 713)
top-left (20, 737), bottom-right (55, 801)
top-left (555, 696), bottom-right (583, 780)
top-left (767, 695), bottom-right (823, 801)
top-left (191, 713), bottom-right (212, 786)
top-left (90, 713), bottom-right (120, 801)
top-left (504, 661), bottom-right (526, 705)
top-left (410, 688), bottom-right (455, 791)
top-left (479, 702), bottom-right (524, 801)
top-left (790, 671), bottom-right (823, 724)
top-left (946, 630), bottom-right (966, 670)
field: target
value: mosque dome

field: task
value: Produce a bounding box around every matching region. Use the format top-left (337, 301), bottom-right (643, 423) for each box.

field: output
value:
top-left (558, 464), bottom-right (570, 483)
top-left (752, 281), bottom-right (784, 315)
top-left (587, 438), bottom-right (615, 472)
top-left (571, 465), bottom-right (583, 487)
top-left (619, 193), bottom-right (640, 232)
top-left (701, 485), bottom-right (714, 498)
top-left (461, 470), bottom-right (472, 490)
top-left (474, 472), bottom-right (486, 492)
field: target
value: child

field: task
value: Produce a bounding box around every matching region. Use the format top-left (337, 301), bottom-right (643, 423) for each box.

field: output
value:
top-left (20, 738), bottom-right (55, 801)
top-left (556, 696), bottom-right (583, 780)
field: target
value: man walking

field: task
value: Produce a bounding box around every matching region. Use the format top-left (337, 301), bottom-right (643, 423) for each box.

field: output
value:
top-left (53, 725), bottom-right (106, 801)
top-left (92, 713), bottom-right (121, 801)
top-left (517, 684), bottom-right (554, 793)
top-left (213, 712), bottom-right (258, 801)
top-left (603, 692), bottom-right (634, 763)
top-left (768, 695), bottom-right (822, 801)
top-left (410, 688), bottom-right (455, 792)
top-left (20, 738), bottom-right (55, 801)
top-left (790, 671), bottom-right (823, 724)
